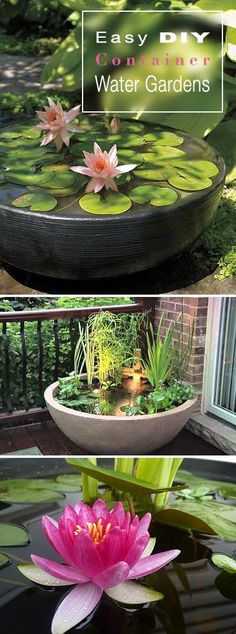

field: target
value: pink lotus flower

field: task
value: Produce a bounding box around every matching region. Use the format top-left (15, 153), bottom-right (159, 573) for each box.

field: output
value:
top-left (35, 98), bottom-right (82, 151)
top-left (19, 499), bottom-right (180, 634)
top-left (71, 142), bottom-right (136, 193)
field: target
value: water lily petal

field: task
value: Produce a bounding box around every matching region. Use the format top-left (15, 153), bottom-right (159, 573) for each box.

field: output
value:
top-left (73, 530), bottom-right (104, 577)
top-left (93, 561), bottom-right (129, 589)
top-left (99, 527), bottom-right (127, 567)
top-left (94, 179), bottom-right (104, 193)
top-left (136, 513), bottom-right (152, 537)
top-left (105, 580), bottom-right (163, 604)
top-left (125, 534), bottom-right (150, 568)
top-left (92, 499), bottom-right (111, 522)
top-left (128, 549), bottom-right (180, 579)
top-left (18, 563), bottom-right (73, 587)
top-left (42, 516), bottom-right (75, 566)
top-left (141, 537), bottom-right (156, 558)
top-left (71, 166), bottom-right (92, 176)
top-left (111, 502), bottom-right (126, 527)
top-left (60, 128), bottom-right (70, 147)
top-left (31, 555), bottom-right (89, 583)
top-left (117, 164), bottom-right (137, 173)
top-left (51, 583), bottom-right (102, 634)
top-left (65, 105), bottom-right (81, 123)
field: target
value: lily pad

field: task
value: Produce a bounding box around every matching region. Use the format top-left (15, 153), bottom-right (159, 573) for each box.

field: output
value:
top-left (6, 147), bottom-right (47, 161)
top-left (22, 128), bottom-right (41, 140)
top-left (42, 172), bottom-right (75, 189)
top-left (134, 167), bottom-right (175, 181)
top-left (79, 191), bottom-right (132, 215)
top-left (129, 185), bottom-right (178, 206)
top-left (12, 193), bottom-right (57, 212)
top-left (0, 485), bottom-right (64, 504)
top-left (56, 474), bottom-right (82, 490)
top-left (118, 148), bottom-right (142, 165)
top-left (168, 174), bottom-right (212, 191)
top-left (0, 553), bottom-right (9, 568)
top-left (144, 146), bottom-right (185, 160)
top-left (106, 133), bottom-right (144, 148)
top-left (0, 523), bottom-right (29, 547)
top-left (144, 131), bottom-right (184, 146)
top-left (5, 170), bottom-right (54, 186)
top-left (42, 164), bottom-right (72, 173)
top-left (171, 159), bottom-right (219, 178)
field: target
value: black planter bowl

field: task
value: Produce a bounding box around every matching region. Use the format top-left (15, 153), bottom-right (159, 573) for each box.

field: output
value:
top-left (0, 120), bottom-right (225, 280)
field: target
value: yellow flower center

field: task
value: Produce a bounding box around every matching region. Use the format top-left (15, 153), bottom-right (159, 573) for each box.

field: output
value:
top-left (95, 157), bottom-right (108, 172)
top-left (74, 518), bottom-right (111, 545)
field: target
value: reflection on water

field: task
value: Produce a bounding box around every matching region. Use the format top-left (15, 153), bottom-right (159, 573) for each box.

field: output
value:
top-left (0, 489), bottom-right (236, 634)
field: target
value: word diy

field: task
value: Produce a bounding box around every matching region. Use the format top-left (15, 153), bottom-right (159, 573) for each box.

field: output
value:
top-left (96, 32), bottom-right (210, 46)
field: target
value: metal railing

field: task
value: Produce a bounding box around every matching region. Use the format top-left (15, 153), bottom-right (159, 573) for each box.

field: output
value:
top-left (0, 298), bottom-right (155, 424)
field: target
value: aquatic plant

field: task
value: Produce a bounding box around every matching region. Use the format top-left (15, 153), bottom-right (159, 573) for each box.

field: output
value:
top-left (19, 499), bottom-right (180, 634)
top-left (71, 142), bottom-right (136, 193)
top-left (35, 98), bottom-right (82, 150)
top-left (142, 313), bottom-right (193, 389)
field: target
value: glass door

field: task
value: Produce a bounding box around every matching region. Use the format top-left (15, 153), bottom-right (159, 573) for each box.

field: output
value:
top-left (203, 297), bottom-right (236, 426)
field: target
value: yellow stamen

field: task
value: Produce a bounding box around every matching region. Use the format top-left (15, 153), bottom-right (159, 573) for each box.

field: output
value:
top-left (74, 518), bottom-right (112, 544)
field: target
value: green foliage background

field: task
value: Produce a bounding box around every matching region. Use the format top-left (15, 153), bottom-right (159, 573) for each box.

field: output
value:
top-left (0, 297), bottom-right (133, 412)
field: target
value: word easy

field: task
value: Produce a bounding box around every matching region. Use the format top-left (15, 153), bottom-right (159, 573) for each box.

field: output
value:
top-left (96, 31), bottom-right (210, 46)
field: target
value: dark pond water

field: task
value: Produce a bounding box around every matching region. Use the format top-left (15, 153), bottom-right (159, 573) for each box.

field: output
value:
top-left (0, 479), bottom-right (236, 634)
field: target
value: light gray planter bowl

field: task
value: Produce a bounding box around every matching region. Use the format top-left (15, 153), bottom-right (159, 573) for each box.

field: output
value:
top-left (44, 381), bottom-right (198, 455)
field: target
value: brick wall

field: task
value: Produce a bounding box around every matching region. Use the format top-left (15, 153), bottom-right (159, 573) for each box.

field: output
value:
top-left (154, 297), bottom-right (209, 412)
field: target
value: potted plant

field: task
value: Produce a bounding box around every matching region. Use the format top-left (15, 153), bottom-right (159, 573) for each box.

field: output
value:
top-left (0, 100), bottom-right (225, 280)
top-left (44, 310), bottom-right (197, 453)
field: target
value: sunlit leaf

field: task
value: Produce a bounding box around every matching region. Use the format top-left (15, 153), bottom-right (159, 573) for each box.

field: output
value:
top-left (66, 458), bottom-right (185, 495)
top-left (157, 500), bottom-right (236, 540)
top-left (129, 185), bottom-right (178, 206)
top-left (12, 193), bottom-right (57, 212)
top-left (5, 170), bottom-right (54, 186)
top-left (168, 174), bottom-right (212, 191)
top-left (79, 192), bottom-right (131, 215)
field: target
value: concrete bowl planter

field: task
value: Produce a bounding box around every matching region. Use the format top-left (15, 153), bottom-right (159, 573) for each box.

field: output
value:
top-left (44, 381), bottom-right (198, 454)
top-left (0, 119), bottom-right (225, 280)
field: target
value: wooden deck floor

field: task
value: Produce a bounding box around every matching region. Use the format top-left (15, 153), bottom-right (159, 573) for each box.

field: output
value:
top-left (0, 417), bottom-right (224, 456)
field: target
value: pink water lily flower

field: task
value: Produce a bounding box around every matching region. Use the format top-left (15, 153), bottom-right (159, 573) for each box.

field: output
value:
top-left (35, 98), bottom-right (82, 151)
top-left (71, 142), bottom-right (136, 193)
top-left (19, 499), bottom-right (180, 634)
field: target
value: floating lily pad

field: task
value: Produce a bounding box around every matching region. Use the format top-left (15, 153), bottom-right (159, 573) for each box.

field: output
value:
top-left (46, 172), bottom-right (75, 188)
top-left (134, 166), bottom-right (175, 181)
top-left (0, 485), bottom-right (64, 504)
top-left (12, 193), bottom-right (57, 212)
top-left (42, 164), bottom-right (71, 173)
top-left (22, 128), bottom-right (41, 140)
top-left (129, 185), bottom-right (178, 207)
top-left (144, 146), bottom-right (185, 160)
top-left (144, 131), bottom-right (184, 146)
top-left (0, 129), bottom-right (23, 139)
top-left (171, 159), bottom-right (219, 178)
top-left (0, 553), bottom-right (9, 568)
top-left (106, 133), bottom-right (144, 148)
top-left (41, 152), bottom-right (65, 164)
top-left (79, 191), bottom-right (131, 215)
top-left (168, 173), bottom-right (212, 191)
top-left (56, 474), bottom-right (82, 490)
top-left (5, 170), bottom-right (54, 186)
top-left (0, 523), bottom-right (29, 547)
top-left (118, 148), bottom-right (142, 165)
top-left (29, 182), bottom-right (84, 197)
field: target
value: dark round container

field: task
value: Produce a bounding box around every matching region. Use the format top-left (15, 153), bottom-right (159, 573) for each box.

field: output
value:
top-left (0, 123), bottom-right (225, 280)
